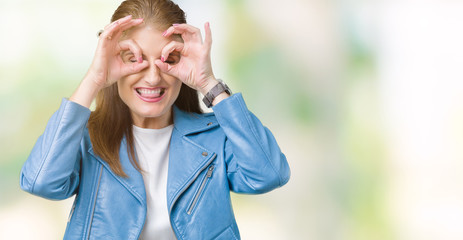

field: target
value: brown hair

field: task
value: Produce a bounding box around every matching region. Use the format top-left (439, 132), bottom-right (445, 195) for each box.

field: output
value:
top-left (88, 0), bottom-right (202, 177)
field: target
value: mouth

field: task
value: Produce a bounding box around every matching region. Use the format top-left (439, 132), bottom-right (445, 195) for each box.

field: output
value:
top-left (135, 87), bottom-right (166, 103)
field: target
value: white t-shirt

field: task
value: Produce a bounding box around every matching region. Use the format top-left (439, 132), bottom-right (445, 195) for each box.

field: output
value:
top-left (133, 124), bottom-right (176, 240)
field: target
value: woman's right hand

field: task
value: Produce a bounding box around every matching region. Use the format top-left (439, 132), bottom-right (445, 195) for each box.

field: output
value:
top-left (70, 15), bottom-right (149, 108)
top-left (87, 15), bottom-right (148, 88)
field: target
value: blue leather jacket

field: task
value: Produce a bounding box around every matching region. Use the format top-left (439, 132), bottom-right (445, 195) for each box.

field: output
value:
top-left (20, 93), bottom-right (290, 239)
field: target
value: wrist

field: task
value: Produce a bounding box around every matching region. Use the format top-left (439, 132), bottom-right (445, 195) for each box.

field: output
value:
top-left (210, 92), bottom-right (230, 107)
top-left (201, 78), bottom-right (232, 108)
top-left (69, 77), bottom-right (102, 108)
top-left (198, 76), bottom-right (219, 96)
top-left (83, 70), bottom-right (107, 91)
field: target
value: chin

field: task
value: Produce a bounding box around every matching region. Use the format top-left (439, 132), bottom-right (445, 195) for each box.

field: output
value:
top-left (135, 103), bottom-right (171, 118)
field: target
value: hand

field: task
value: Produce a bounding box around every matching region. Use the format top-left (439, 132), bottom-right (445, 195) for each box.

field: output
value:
top-left (70, 15), bottom-right (149, 108)
top-left (85, 15), bottom-right (149, 89)
top-left (154, 22), bottom-right (218, 95)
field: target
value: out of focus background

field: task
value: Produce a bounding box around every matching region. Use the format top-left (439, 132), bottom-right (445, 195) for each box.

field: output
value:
top-left (1, 0), bottom-right (463, 239)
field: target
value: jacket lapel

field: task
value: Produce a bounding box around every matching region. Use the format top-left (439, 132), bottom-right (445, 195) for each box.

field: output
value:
top-left (88, 137), bottom-right (146, 206)
top-left (87, 106), bottom-right (218, 211)
top-left (166, 106), bottom-right (219, 213)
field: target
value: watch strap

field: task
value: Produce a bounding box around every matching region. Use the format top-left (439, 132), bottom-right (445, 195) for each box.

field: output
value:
top-left (202, 79), bottom-right (232, 108)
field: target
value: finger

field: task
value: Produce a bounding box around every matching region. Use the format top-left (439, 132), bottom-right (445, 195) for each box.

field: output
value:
top-left (118, 39), bottom-right (143, 63)
top-left (120, 60), bottom-right (149, 76)
top-left (101, 15), bottom-right (132, 40)
top-left (160, 41), bottom-right (184, 62)
top-left (111, 18), bottom-right (144, 39)
top-left (103, 15), bottom-right (132, 31)
top-left (163, 24), bottom-right (202, 43)
top-left (101, 17), bottom-right (143, 41)
top-left (154, 59), bottom-right (178, 77)
top-left (204, 22), bottom-right (212, 50)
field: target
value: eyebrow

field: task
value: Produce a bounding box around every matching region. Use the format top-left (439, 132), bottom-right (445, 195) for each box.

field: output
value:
top-left (120, 50), bottom-right (133, 57)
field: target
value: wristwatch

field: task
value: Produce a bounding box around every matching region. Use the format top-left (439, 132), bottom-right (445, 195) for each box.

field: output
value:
top-left (202, 79), bottom-right (232, 108)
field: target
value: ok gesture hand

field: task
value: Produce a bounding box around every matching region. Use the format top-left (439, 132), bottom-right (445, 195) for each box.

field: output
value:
top-left (154, 23), bottom-right (218, 95)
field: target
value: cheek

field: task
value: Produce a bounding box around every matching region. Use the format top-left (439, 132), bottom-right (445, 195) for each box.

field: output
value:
top-left (171, 80), bottom-right (182, 99)
top-left (163, 75), bottom-right (182, 94)
top-left (117, 81), bottom-right (125, 96)
top-left (173, 79), bottom-right (182, 91)
top-left (116, 78), bottom-right (134, 102)
top-left (118, 75), bottom-right (139, 93)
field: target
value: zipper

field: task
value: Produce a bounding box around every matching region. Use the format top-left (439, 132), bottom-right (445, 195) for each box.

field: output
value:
top-left (187, 165), bottom-right (215, 215)
top-left (169, 153), bottom-right (216, 238)
top-left (86, 165), bottom-right (103, 239)
top-left (170, 154), bottom-right (217, 214)
top-left (67, 200), bottom-right (76, 223)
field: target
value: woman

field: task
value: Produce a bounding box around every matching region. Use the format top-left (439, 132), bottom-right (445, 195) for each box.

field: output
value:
top-left (20, 0), bottom-right (290, 239)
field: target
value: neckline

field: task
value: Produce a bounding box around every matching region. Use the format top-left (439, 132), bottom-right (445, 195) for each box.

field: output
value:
top-left (132, 124), bottom-right (174, 134)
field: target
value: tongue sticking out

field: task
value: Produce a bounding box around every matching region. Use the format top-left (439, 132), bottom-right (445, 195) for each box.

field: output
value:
top-left (137, 88), bottom-right (165, 98)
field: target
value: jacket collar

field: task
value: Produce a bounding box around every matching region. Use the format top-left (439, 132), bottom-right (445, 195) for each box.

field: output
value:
top-left (88, 106), bottom-right (219, 208)
top-left (172, 105), bottom-right (218, 136)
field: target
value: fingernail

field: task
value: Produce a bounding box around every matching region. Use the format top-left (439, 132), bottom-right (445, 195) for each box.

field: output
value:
top-left (138, 56), bottom-right (143, 63)
top-left (126, 15), bottom-right (132, 18)
top-left (173, 23), bottom-right (180, 26)
top-left (162, 30), bottom-right (167, 36)
top-left (161, 56), bottom-right (165, 62)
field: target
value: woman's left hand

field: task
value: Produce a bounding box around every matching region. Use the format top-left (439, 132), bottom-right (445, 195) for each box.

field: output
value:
top-left (154, 22), bottom-right (218, 95)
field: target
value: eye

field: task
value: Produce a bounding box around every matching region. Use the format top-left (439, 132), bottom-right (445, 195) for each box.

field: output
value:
top-left (121, 52), bottom-right (137, 63)
top-left (165, 53), bottom-right (181, 65)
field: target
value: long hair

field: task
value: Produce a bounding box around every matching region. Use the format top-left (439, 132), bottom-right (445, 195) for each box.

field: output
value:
top-left (88, 0), bottom-right (202, 177)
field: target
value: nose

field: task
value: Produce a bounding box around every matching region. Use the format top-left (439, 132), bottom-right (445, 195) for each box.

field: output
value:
top-left (143, 63), bottom-right (162, 86)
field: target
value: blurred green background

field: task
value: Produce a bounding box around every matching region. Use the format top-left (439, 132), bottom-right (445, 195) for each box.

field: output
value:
top-left (1, 0), bottom-right (463, 239)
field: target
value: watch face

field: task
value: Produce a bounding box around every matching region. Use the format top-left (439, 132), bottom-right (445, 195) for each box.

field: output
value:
top-left (218, 80), bottom-right (231, 94)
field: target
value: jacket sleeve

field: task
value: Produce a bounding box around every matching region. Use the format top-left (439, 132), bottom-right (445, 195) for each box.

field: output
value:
top-left (212, 93), bottom-right (291, 194)
top-left (20, 98), bottom-right (91, 200)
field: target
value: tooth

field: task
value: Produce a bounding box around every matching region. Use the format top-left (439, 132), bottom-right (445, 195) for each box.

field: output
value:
top-left (137, 89), bottom-right (164, 95)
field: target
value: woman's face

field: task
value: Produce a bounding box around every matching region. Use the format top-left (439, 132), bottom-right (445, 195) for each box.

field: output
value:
top-left (117, 24), bottom-right (182, 129)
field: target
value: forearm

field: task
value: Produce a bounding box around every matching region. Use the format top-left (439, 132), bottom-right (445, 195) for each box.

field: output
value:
top-left (20, 99), bottom-right (91, 199)
top-left (212, 93), bottom-right (291, 193)
top-left (69, 75), bottom-right (103, 108)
